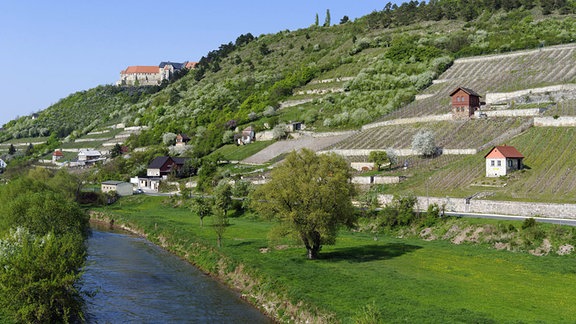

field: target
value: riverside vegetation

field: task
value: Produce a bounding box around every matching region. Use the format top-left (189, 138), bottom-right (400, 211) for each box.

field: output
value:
top-left (0, 169), bottom-right (90, 323)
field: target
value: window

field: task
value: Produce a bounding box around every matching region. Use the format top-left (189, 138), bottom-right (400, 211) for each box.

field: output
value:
top-left (491, 160), bottom-right (495, 166)
top-left (508, 160), bottom-right (513, 167)
top-left (497, 160), bottom-right (501, 166)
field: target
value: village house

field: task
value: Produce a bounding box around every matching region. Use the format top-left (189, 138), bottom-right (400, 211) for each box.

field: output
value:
top-left (146, 156), bottom-right (188, 178)
top-left (52, 149), bottom-right (64, 163)
top-left (78, 150), bottom-right (103, 165)
top-left (101, 180), bottom-right (133, 196)
top-left (485, 145), bottom-right (524, 177)
top-left (0, 158), bottom-right (6, 171)
top-left (234, 126), bottom-right (256, 145)
top-left (175, 133), bottom-right (190, 147)
top-left (450, 87), bottom-right (482, 119)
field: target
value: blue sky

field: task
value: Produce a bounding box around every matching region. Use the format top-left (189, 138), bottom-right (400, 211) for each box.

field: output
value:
top-left (0, 1), bottom-right (396, 126)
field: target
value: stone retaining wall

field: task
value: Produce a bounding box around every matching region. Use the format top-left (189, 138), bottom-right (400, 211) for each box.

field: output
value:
top-left (362, 114), bottom-right (451, 130)
top-left (534, 116), bottom-right (576, 127)
top-left (475, 108), bottom-right (544, 117)
top-left (352, 176), bottom-right (404, 185)
top-left (325, 148), bottom-right (476, 157)
top-left (377, 194), bottom-right (576, 219)
top-left (485, 84), bottom-right (576, 104)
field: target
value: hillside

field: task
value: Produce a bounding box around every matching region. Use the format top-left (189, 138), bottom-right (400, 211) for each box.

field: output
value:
top-left (2, 3), bottom-right (576, 202)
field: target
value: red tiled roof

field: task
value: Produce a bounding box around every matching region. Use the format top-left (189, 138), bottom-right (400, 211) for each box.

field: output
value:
top-left (53, 150), bottom-right (64, 156)
top-left (485, 145), bottom-right (524, 159)
top-left (449, 87), bottom-right (481, 97)
top-left (185, 61), bottom-right (198, 69)
top-left (121, 66), bottom-right (159, 74)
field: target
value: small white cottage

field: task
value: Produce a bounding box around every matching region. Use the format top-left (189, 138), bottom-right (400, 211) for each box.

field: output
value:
top-left (485, 145), bottom-right (524, 177)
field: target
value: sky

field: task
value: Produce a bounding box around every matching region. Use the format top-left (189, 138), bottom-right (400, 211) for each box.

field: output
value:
top-left (0, 1), bottom-right (397, 127)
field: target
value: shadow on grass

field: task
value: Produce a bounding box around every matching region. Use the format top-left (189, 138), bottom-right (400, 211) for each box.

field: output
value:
top-left (321, 243), bottom-right (422, 262)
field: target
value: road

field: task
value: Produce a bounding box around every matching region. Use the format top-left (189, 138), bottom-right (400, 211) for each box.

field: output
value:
top-left (445, 211), bottom-right (576, 227)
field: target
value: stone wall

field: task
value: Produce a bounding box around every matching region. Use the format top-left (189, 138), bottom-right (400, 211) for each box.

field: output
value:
top-left (352, 176), bottom-right (404, 185)
top-left (350, 162), bottom-right (375, 171)
top-left (485, 84), bottom-right (576, 104)
top-left (362, 114), bottom-right (451, 130)
top-left (326, 148), bottom-right (476, 157)
top-left (377, 194), bottom-right (576, 219)
top-left (475, 108), bottom-right (544, 117)
top-left (534, 116), bottom-right (576, 127)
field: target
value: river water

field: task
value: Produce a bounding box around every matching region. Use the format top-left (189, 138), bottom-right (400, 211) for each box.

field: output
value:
top-left (82, 227), bottom-right (271, 323)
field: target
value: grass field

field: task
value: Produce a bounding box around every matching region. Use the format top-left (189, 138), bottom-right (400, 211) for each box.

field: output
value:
top-left (95, 196), bottom-right (576, 323)
top-left (212, 141), bottom-right (274, 161)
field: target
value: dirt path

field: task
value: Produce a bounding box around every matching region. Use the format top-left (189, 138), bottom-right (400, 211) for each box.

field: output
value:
top-left (242, 133), bottom-right (353, 164)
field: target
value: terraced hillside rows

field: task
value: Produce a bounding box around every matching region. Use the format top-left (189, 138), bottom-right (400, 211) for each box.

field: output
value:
top-left (331, 117), bottom-right (530, 151)
top-left (379, 44), bottom-right (576, 121)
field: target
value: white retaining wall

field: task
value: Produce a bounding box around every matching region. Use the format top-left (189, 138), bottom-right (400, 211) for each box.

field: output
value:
top-left (534, 116), bottom-right (576, 127)
top-left (352, 176), bottom-right (404, 185)
top-left (486, 84), bottom-right (576, 104)
top-left (325, 148), bottom-right (476, 157)
top-left (362, 114), bottom-right (452, 130)
top-left (475, 108), bottom-right (544, 117)
top-left (378, 194), bottom-right (576, 219)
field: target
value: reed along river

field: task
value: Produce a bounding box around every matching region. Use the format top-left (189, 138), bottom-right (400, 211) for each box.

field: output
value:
top-left (82, 228), bottom-right (271, 323)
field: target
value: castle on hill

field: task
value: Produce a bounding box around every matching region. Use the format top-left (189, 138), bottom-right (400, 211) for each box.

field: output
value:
top-left (117, 61), bottom-right (197, 86)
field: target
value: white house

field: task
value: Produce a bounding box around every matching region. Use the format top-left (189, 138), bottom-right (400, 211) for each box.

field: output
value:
top-left (101, 181), bottom-right (133, 196)
top-left (78, 150), bottom-right (103, 164)
top-left (485, 145), bottom-right (524, 177)
top-left (0, 159), bottom-right (6, 169)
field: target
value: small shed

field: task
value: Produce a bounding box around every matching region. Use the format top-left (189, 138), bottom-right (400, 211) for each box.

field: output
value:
top-left (450, 87), bottom-right (481, 119)
top-left (101, 180), bottom-right (133, 196)
top-left (52, 149), bottom-right (64, 162)
top-left (485, 145), bottom-right (524, 177)
top-left (234, 126), bottom-right (256, 145)
top-left (175, 133), bottom-right (190, 146)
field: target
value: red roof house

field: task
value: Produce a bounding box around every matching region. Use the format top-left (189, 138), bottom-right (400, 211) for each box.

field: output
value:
top-left (450, 87), bottom-right (481, 119)
top-left (484, 145), bottom-right (524, 177)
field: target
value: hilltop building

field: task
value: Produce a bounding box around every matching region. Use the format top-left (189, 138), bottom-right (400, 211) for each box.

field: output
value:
top-left (485, 145), bottom-right (524, 177)
top-left (450, 87), bottom-right (482, 119)
top-left (117, 61), bottom-right (196, 86)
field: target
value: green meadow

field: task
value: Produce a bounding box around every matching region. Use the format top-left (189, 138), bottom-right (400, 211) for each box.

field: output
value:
top-left (95, 195), bottom-right (576, 323)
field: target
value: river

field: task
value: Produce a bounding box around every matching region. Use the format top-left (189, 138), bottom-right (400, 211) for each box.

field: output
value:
top-left (82, 227), bottom-right (271, 323)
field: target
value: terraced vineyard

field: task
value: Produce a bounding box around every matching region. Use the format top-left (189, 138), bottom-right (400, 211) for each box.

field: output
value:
top-left (331, 117), bottom-right (530, 150)
top-left (543, 99), bottom-right (576, 116)
top-left (387, 127), bottom-right (576, 203)
top-left (379, 44), bottom-right (576, 121)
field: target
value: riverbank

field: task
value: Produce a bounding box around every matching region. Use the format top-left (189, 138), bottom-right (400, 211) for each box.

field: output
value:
top-left (90, 196), bottom-right (576, 323)
top-left (88, 212), bottom-right (328, 323)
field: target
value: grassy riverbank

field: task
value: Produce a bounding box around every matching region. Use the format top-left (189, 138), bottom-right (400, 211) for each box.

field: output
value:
top-left (93, 195), bottom-right (576, 323)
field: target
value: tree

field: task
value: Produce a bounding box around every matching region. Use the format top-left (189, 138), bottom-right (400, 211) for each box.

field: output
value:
top-left (340, 15), bottom-right (350, 24)
top-left (411, 130), bottom-right (437, 157)
top-left (368, 151), bottom-right (389, 170)
top-left (252, 149), bottom-right (356, 259)
top-left (162, 132), bottom-right (177, 146)
top-left (314, 13), bottom-right (319, 26)
top-left (8, 144), bottom-right (15, 155)
top-left (189, 196), bottom-right (212, 227)
top-left (110, 143), bottom-right (123, 158)
top-left (324, 9), bottom-right (331, 27)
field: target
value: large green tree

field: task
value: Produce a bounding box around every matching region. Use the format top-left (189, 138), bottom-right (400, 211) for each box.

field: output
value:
top-left (252, 149), bottom-right (356, 259)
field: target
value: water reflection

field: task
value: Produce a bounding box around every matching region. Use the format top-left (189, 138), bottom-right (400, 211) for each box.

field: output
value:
top-left (83, 228), bottom-right (270, 323)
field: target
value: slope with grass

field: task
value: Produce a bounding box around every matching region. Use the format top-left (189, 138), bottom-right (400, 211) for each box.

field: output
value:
top-left (94, 196), bottom-right (576, 323)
